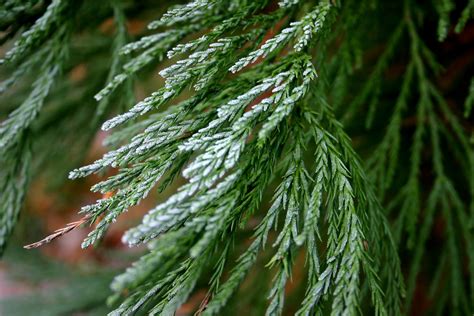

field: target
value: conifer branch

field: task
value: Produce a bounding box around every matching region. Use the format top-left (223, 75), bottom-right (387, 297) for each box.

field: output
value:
top-left (1, 0), bottom-right (473, 314)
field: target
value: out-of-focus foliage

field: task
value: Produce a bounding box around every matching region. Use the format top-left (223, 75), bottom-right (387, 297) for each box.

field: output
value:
top-left (0, 249), bottom-right (114, 315)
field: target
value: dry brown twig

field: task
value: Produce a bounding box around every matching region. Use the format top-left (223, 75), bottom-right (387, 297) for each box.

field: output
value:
top-left (23, 214), bottom-right (92, 249)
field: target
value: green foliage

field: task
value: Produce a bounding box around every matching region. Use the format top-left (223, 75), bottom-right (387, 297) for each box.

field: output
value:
top-left (1, 0), bottom-right (473, 315)
top-left (0, 249), bottom-right (114, 316)
top-left (0, 137), bottom-right (30, 254)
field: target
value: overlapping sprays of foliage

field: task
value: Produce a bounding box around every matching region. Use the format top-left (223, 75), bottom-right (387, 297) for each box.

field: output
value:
top-left (1, 0), bottom-right (473, 315)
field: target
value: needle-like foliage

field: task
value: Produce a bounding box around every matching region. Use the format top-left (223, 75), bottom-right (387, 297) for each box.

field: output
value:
top-left (1, 0), bottom-right (473, 315)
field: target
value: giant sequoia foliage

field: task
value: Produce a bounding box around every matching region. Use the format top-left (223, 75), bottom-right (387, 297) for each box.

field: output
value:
top-left (0, 0), bottom-right (473, 315)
